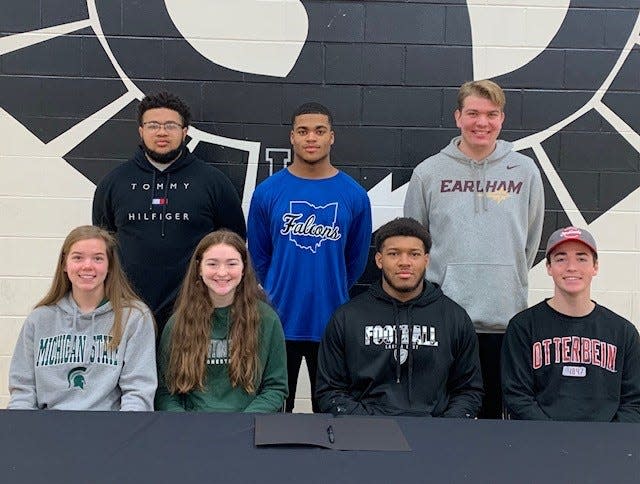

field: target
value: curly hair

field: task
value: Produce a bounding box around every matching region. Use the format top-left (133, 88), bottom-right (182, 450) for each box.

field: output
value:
top-left (374, 217), bottom-right (432, 254)
top-left (137, 91), bottom-right (192, 127)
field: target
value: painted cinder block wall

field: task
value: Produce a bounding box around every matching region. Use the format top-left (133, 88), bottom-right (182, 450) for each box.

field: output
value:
top-left (1, 1), bottom-right (639, 411)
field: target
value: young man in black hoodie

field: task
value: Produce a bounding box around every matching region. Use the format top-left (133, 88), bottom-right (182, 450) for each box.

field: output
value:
top-left (316, 217), bottom-right (483, 417)
top-left (93, 92), bottom-right (246, 334)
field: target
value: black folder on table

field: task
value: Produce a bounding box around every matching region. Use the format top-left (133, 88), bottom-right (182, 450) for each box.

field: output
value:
top-left (254, 414), bottom-right (411, 451)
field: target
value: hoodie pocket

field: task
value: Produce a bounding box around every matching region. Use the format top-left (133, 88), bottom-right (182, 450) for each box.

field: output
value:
top-left (440, 263), bottom-right (527, 331)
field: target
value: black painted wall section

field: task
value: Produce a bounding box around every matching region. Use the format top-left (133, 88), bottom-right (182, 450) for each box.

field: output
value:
top-left (1, 0), bottom-right (639, 292)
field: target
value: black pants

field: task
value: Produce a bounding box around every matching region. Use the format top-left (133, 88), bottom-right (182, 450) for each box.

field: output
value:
top-left (477, 333), bottom-right (505, 419)
top-left (285, 341), bottom-right (320, 413)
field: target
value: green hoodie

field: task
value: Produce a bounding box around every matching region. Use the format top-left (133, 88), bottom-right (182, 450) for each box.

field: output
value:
top-left (155, 301), bottom-right (287, 412)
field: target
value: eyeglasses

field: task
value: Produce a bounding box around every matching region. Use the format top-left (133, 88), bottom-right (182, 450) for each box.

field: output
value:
top-left (141, 121), bottom-right (184, 132)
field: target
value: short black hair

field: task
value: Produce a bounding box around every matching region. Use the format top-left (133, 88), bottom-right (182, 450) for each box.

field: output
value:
top-left (291, 102), bottom-right (334, 127)
top-left (374, 217), bottom-right (432, 253)
top-left (137, 91), bottom-right (191, 127)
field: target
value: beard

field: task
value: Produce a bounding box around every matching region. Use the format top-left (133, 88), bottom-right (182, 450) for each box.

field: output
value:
top-left (382, 268), bottom-right (426, 294)
top-left (141, 140), bottom-right (185, 164)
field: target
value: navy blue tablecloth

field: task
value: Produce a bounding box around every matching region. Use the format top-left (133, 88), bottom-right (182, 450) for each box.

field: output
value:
top-left (1, 410), bottom-right (638, 484)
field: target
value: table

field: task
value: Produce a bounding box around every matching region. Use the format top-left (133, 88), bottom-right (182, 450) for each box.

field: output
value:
top-left (1, 411), bottom-right (638, 484)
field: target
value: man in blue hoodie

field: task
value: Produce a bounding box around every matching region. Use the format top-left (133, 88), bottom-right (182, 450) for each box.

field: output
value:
top-left (404, 80), bottom-right (544, 418)
top-left (93, 91), bottom-right (246, 334)
top-left (316, 217), bottom-right (483, 417)
top-left (248, 102), bottom-right (371, 412)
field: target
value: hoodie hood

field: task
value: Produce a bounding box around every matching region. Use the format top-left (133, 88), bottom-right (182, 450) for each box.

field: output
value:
top-left (55, 293), bottom-right (113, 335)
top-left (56, 292), bottom-right (113, 344)
top-left (56, 293), bottom-right (113, 318)
top-left (440, 137), bottom-right (514, 212)
top-left (133, 145), bottom-right (196, 174)
top-left (368, 278), bottom-right (442, 308)
top-left (440, 136), bottom-right (513, 165)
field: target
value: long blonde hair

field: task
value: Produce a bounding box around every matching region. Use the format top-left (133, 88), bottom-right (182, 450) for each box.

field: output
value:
top-left (37, 225), bottom-right (144, 349)
top-left (167, 230), bottom-right (264, 394)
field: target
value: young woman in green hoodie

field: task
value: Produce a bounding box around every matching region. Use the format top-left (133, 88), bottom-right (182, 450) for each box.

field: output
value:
top-left (155, 230), bottom-right (287, 412)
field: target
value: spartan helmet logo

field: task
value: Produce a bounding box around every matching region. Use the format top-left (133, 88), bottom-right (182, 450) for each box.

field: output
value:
top-left (67, 367), bottom-right (87, 390)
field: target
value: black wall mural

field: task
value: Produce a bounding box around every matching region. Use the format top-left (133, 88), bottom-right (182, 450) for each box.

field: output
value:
top-left (1, 0), bottom-right (639, 294)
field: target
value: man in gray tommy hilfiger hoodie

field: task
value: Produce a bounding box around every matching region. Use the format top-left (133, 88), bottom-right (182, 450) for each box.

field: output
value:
top-left (404, 79), bottom-right (544, 419)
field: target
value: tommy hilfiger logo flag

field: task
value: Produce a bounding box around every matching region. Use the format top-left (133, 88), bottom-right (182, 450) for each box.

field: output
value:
top-left (152, 198), bottom-right (168, 205)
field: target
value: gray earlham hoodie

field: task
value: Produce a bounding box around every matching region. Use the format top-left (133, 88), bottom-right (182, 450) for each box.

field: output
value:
top-left (8, 294), bottom-right (157, 410)
top-left (404, 137), bottom-right (544, 333)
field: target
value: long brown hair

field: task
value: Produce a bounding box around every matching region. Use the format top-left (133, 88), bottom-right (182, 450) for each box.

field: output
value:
top-left (36, 225), bottom-right (144, 349)
top-left (167, 230), bottom-right (264, 394)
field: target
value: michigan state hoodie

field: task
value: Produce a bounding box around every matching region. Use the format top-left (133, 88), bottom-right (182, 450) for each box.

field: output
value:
top-left (316, 280), bottom-right (483, 417)
top-left (8, 294), bottom-right (157, 410)
top-left (404, 137), bottom-right (544, 332)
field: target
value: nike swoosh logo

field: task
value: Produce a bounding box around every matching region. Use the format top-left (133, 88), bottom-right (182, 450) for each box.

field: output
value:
top-left (506, 164), bottom-right (519, 169)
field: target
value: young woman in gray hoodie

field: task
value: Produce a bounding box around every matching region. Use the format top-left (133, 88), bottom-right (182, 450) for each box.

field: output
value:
top-left (8, 225), bottom-right (157, 410)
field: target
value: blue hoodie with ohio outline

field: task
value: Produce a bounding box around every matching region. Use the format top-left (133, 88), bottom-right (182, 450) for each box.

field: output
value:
top-left (247, 168), bottom-right (372, 343)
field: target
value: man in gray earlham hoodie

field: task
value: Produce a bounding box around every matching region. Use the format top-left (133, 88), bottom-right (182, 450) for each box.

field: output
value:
top-left (404, 80), bottom-right (544, 419)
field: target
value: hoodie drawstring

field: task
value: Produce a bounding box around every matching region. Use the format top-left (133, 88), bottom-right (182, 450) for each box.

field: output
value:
top-left (393, 301), bottom-right (401, 384)
top-left (148, 170), bottom-right (157, 210)
top-left (472, 160), bottom-right (489, 213)
top-left (407, 307), bottom-right (414, 405)
top-left (72, 304), bottom-right (79, 333)
top-left (161, 172), bottom-right (170, 238)
top-left (149, 170), bottom-right (170, 238)
top-left (394, 303), bottom-right (416, 405)
top-left (472, 163), bottom-right (479, 213)
top-left (480, 159), bottom-right (488, 211)
top-left (90, 312), bottom-right (97, 356)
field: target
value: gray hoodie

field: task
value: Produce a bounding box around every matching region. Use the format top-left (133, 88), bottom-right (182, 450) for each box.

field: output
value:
top-left (8, 294), bottom-right (157, 410)
top-left (404, 137), bottom-right (544, 333)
